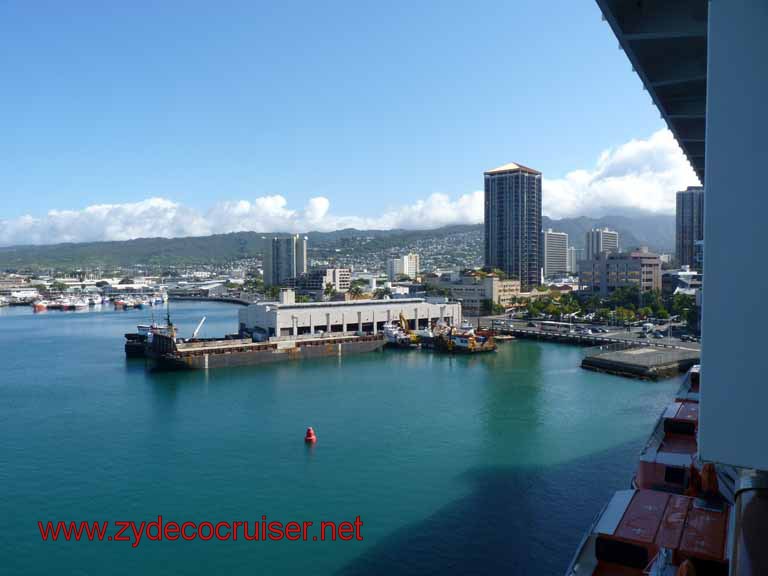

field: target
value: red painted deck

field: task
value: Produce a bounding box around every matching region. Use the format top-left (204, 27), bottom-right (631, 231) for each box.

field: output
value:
top-left (679, 505), bottom-right (728, 561)
top-left (675, 402), bottom-right (699, 423)
top-left (656, 495), bottom-right (690, 549)
top-left (615, 490), bottom-right (669, 544)
top-left (659, 434), bottom-right (698, 455)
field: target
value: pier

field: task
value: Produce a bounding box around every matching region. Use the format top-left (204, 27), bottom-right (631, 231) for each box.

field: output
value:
top-left (581, 343), bottom-right (700, 380)
top-left (484, 320), bottom-right (701, 379)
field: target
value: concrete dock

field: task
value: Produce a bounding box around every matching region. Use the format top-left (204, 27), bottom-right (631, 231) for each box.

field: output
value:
top-left (581, 344), bottom-right (700, 380)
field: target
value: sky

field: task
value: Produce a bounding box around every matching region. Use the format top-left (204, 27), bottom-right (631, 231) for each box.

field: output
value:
top-left (0, 1), bottom-right (700, 246)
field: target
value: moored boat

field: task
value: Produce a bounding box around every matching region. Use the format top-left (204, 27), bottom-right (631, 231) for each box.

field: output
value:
top-left (433, 327), bottom-right (497, 353)
top-left (32, 300), bottom-right (48, 312)
top-left (147, 331), bottom-right (385, 370)
top-left (383, 322), bottom-right (418, 349)
top-left (124, 323), bottom-right (174, 358)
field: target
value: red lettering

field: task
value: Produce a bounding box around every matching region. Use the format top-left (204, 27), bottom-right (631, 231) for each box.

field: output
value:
top-left (164, 521), bottom-right (180, 541)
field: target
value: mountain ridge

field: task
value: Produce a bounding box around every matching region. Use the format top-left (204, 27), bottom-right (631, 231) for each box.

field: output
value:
top-left (0, 213), bottom-right (675, 271)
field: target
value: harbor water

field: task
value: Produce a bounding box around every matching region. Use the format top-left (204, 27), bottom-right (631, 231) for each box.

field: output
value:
top-left (0, 302), bottom-right (682, 575)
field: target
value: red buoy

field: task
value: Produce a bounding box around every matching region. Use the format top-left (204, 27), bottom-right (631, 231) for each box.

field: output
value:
top-left (304, 427), bottom-right (317, 443)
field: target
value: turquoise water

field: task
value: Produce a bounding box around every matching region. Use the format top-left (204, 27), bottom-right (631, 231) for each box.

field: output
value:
top-left (0, 302), bottom-right (681, 575)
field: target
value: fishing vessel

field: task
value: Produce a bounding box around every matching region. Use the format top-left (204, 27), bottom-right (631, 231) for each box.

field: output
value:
top-left (32, 300), bottom-right (48, 312)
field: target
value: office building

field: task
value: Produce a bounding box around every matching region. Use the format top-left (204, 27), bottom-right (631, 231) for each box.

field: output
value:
top-left (578, 247), bottom-right (661, 297)
top-left (425, 271), bottom-right (521, 316)
top-left (295, 268), bottom-right (351, 294)
top-left (386, 253), bottom-right (420, 280)
top-left (484, 162), bottom-right (542, 290)
top-left (262, 234), bottom-right (308, 286)
top-left (542, 229), bottom-right (568, 278)
top-left (676, 186), bottom-right (704, 269)
top-left (585, 228), bottom-right (620, 260)
top-left (567, 246), bottom-right (584, 274)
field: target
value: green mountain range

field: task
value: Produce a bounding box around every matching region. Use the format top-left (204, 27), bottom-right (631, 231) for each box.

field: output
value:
top-left (0, 213), bottom-right (675, 271)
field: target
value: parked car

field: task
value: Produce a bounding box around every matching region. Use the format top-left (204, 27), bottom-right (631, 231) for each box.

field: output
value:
top-left (527, 321), bottom-right (537, 328)
top-left (637, 332), bottom-right (648, 339)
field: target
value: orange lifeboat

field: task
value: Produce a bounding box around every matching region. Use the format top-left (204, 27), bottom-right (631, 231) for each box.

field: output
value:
top-left (304, 427), bottom-right (317, 443)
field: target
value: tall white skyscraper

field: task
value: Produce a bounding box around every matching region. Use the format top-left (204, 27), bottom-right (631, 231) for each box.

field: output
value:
top-left (262, 234), bottom-right (308, 286)
top-left (567, 246), bottom-right (584, 274)
top-left (585, 228), bottom-right (619, 260)
top-left (542, 229), bottom-right (568, 278)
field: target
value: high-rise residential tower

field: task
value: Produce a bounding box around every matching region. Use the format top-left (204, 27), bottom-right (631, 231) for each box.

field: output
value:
top-left (567, 246), bottom-right (584, 274)
top-left (676, 186), bottom-right (704, 269)
top-left (484, 163), bottom-right (542, 290)
top-left (262, 234), bottom-right (308, 286)
top-left (542, 229), bottom-right (568, 278)
top-left (585, 228), bottom-right (620, 260)
top-left (386, 253), bottom-right (420, 280)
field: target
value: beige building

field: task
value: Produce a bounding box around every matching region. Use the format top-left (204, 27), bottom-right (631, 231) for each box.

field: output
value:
top-left (295, 268), bottom-right (351, 293)
top-left (579, 248), bottom-right (661, 296)
top-left (238, 289), bottom-right (461, 339)
top-left (427, 272), bottom-right (521, 315)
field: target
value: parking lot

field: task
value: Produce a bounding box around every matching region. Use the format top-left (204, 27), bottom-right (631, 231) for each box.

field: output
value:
top-left (477, 315), bottom-right (702, 351)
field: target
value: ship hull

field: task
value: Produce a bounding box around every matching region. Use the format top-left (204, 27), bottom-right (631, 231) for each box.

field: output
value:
top-left (149, 336), bottom-right (385, 370)
top-left (124, 334), bottom-right (148, 358)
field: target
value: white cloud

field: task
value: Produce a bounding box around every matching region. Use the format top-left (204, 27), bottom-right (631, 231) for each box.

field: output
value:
top-left (0, 198), bottom-right (210, 246)
top-left (542, 129), bottom-right (700, 218)
top-left (0, 129), bottom-right (700, 246)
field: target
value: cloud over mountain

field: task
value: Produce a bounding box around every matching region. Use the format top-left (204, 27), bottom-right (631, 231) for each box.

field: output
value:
top-left (0, 130), bottom-right (700, 246)
top-left (542, 129), bottom-right (700, 218)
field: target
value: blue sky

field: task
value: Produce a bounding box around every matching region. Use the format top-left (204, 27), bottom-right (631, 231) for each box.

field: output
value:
top-left (0, 1), bottom-right (698, 244)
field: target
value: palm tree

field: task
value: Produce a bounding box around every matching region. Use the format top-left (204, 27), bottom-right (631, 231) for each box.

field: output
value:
top-left (323, 283), bottom-right (336, 301)
top-left (349, 285), bottom-right (363, 299)
top-left (373, 287), bottom-right (392, 300)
